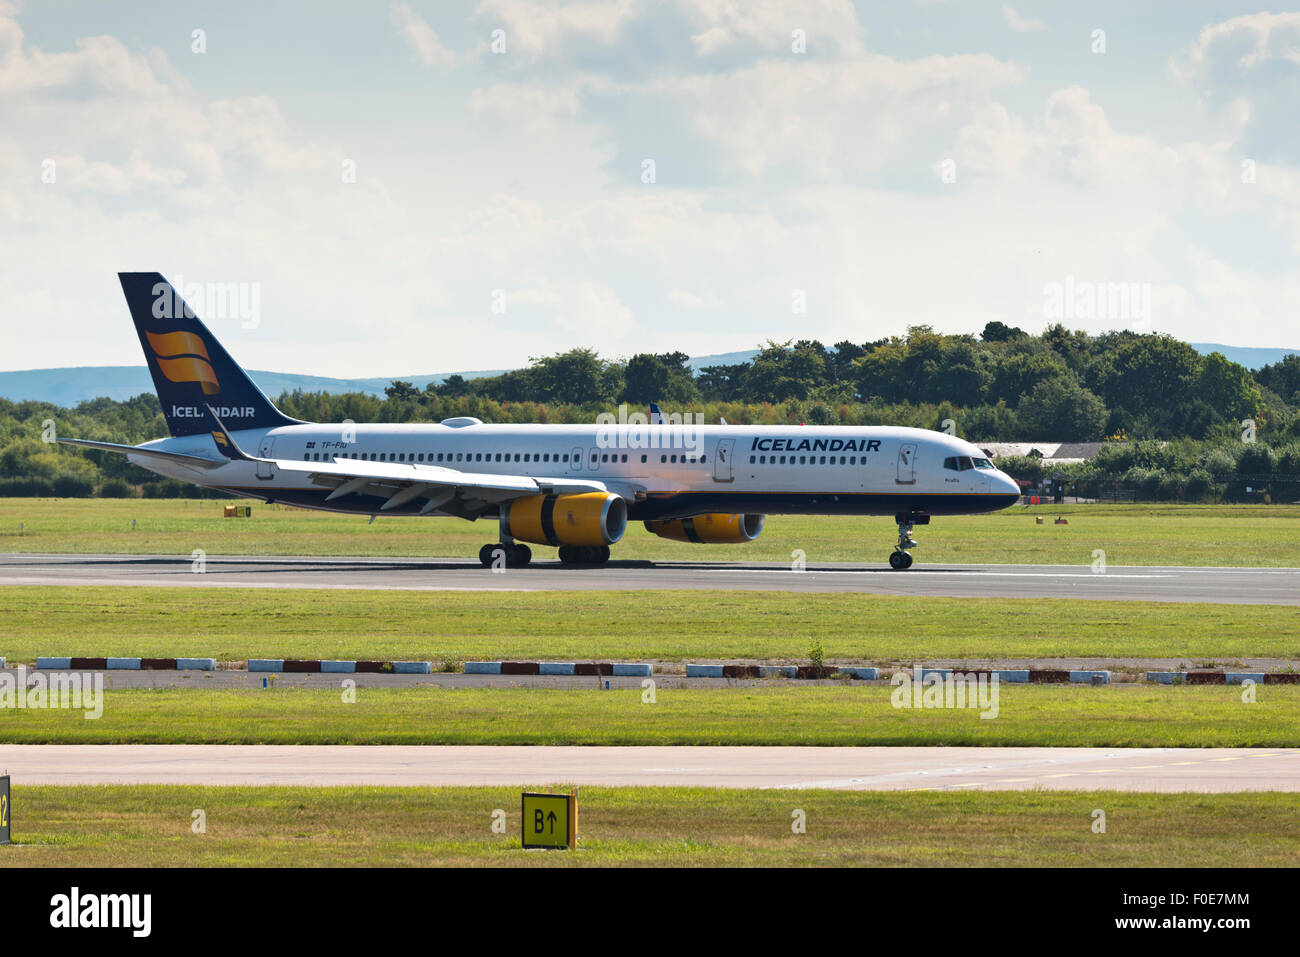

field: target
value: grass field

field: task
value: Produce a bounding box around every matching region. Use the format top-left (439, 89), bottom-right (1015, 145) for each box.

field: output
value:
top-left (2, 785), bottom-right (1295, 866)
top-left (2, 685), bottom-right (1296, 747)
top-left (3, 498), bottom-right (1300, 566)
top-left (2, 586), bottom-right (1296, 663)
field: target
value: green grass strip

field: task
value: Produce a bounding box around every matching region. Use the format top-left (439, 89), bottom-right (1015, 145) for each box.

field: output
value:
top-left (1, 685), bottom-right (1296, 747)
top-left (2, 586), bottom-right (1298, 662)
top-left (4, 499), bottom-right (1300, 566)
top-left (3, 785), bottom-right (1296, 867)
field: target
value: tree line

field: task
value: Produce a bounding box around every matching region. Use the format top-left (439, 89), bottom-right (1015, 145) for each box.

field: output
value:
top-left (346, 323), bottom-right (1295, 443)
top-left (2, 323), bottom-right (1299, 499)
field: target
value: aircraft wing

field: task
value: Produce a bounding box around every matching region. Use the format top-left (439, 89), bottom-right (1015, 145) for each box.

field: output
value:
top-left (205, 405), bottom-right (622, 515)
top-left (275, 457), bottom-right (613, 513)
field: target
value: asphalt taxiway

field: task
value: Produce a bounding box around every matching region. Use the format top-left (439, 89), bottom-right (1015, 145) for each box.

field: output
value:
top-left (1, 744), bottom-right (1295, 791)
top-left (3, 553), bottom-right (1299, 603)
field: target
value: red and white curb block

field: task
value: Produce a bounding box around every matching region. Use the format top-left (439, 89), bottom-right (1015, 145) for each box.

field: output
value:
top-left (685, 664), bottom-right (879, 679)
top-left (35, 657), bottom-right (215, 671)
top-left (248, 660), bottom-right (432, 675)
top-left (918, 667), bottom-right (1111, 685)
top-left (466, 661), bottom-right (652, 677)
top-left (1146, 671), bottom-right (1299, 685)
top-left (682, 665), bottom-right (1113, 683)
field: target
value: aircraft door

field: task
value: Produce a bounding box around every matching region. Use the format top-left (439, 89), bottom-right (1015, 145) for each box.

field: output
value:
top-left (713, 438), bottom-right (735, 482)
top-left (256, 436), bottom-right (275, 480)
top-left (895, 443), bottom-right (916, 485)
top-left (571, 446), bottom-right (583, 471)
top-left (587, 447), bottom-right (600, 471)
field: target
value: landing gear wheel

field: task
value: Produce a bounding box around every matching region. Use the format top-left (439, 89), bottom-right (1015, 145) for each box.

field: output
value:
top-left (480, 543), bottom-right (531, 568)
top-left (889, 550), bottom-right (914, 570)
top-left (558, 544), bottom-right (611, 565)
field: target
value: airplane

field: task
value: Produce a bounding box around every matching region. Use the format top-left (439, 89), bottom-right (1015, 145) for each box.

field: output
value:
top-left (59, 273), bottom-right (1022, 570)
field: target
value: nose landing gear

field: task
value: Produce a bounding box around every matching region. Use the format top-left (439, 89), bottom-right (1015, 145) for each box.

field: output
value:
top-left (889, 512), bottom-right (929, 569)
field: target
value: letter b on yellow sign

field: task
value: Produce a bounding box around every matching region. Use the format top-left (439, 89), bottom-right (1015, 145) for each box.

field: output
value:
top-left (521, 792), bottom-right (576, 850)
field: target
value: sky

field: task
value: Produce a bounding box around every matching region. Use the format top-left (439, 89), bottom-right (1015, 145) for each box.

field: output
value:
top-left (1, 0), bottom-right (1298, 377)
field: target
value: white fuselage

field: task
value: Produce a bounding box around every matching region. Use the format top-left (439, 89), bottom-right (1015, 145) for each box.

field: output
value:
top-left (132, 420), bottom-right (1021, 521)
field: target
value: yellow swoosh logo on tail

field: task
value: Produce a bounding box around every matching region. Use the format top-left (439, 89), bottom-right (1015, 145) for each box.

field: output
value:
top-left (146, 330), bottom-right (219, 395)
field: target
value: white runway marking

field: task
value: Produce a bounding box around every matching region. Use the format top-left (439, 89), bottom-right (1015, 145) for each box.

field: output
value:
top-left (2, 745), bottom-right (1296, 792)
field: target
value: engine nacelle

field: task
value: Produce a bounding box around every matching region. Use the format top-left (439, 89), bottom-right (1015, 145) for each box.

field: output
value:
top-left (503, 492), bottom-right (627, 547)
top-left (643, 513), bottom-right (765, 544)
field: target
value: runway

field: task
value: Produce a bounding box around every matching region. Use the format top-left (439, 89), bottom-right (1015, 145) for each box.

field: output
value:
top-left (2, 744), bottom-right (1297, 791)
top-left (3, 552), bottom-right (1299, 603)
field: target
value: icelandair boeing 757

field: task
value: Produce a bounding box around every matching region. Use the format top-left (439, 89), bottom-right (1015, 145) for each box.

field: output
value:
top-left (61, 273), bottom-right (1021, 569)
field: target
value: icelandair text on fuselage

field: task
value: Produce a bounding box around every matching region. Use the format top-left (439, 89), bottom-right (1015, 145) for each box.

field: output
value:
top-left (751, 437), bottom-right (882, 453)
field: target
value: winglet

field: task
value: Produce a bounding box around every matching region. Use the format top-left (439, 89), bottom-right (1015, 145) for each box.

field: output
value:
top-left (205, 404), bottom-right (257, 461)
top-left (649, 403), bottom-right (665, 425)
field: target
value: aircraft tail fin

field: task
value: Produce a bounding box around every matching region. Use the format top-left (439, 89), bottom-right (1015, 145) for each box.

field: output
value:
top-left (117, 272), bottom-right (302, 437)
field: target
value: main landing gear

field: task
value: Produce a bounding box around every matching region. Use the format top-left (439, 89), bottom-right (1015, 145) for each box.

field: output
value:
top-left (889, 512), bottom-right (929, 570)
top-left (477, 543), bottom-right (611, 567)
top-left (558, 545), bottom-right (611, 565)
top-left (479, 542), bottom-right (531, 568)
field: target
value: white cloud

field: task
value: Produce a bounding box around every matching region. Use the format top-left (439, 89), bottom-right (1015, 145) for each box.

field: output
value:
top-left (390, 3), bottom-right (460, 69)
top-left (3, 2), bottom-right (1300, 383)
top-left (1001, 4), bottom-right (1045, 34)
top-left (611, 53), bottom-right (1027, 183)
top-left (0, 25), bottom-right (167, 97)
top-left (686, 0), bottom-right (864, 57)
top-left (1180, 11), bottom-right (1300, 78)
top-left (1173, 12), bottom-right (1300, 161)
top-left (475, 0), bottom-right (640, 61)
top-left (476, 0), bottom-right (864, 67)
top-left (467, 81), bottom-right (584, 134)
top-left (667, 287), bottom-right (716, 308)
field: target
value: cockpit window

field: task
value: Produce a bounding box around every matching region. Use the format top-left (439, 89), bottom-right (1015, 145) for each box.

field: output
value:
top-left (946, 455), bottom-right (992, 471)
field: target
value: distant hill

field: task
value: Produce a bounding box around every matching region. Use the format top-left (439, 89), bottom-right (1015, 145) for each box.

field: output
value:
top-left (1189, 344), bottom-right (1297, 370)
top-left (684, 349), bottom-right (759, 371)
top-left (1, 343), bottom-right (1289, 406)
top-left (0, 366), bottom-right (511, 406)
top-left (0, 353), bottom-right (758, 406)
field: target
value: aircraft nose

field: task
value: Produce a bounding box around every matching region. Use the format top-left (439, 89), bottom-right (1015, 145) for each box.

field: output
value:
top-left (995, 472), bottom-right (1020, 496)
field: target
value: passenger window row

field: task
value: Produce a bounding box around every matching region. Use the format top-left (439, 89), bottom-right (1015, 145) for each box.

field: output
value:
top-left (300, 450), bottom-right (655, 465)
top-left (749, 454), bottom-right (865, 466)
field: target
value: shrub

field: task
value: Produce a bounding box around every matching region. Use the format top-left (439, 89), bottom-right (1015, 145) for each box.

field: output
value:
top-left (1185, 468), bottom-right (1213, 502)
top-left (1157, 472), bottom-right (1186, 501)
top-left (0, 476), bottom-right (55, 496)
top-left (51, 473), bottom-right (95, 497)
top-left (98, 477), bottom-right (137, 498)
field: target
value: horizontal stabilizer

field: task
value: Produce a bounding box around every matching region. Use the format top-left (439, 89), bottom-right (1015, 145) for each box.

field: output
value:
top-left (56, 437), bottom-right (225, 469)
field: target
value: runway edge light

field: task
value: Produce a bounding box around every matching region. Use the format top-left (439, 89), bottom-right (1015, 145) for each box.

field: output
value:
top-left (521, 791), bottom-right (576, 850)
